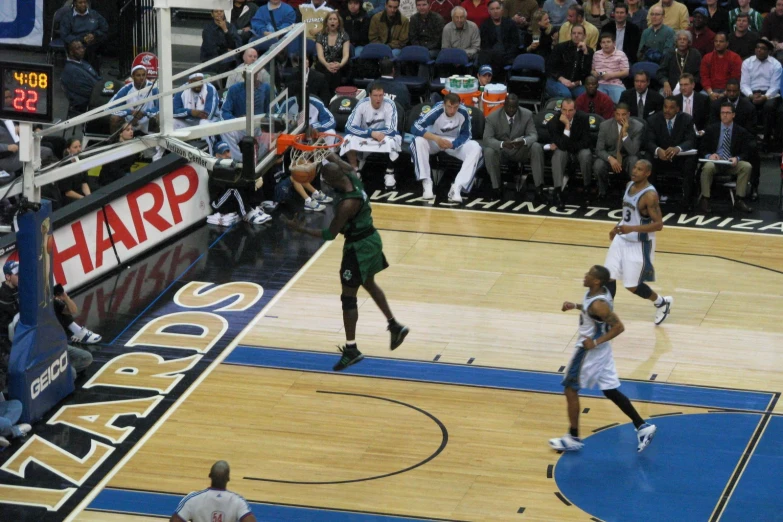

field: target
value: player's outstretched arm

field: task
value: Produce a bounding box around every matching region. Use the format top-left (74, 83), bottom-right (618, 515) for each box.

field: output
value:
top-left (325, 152), bottom-right (356, 174)
top-left (582, 300), bottom-right (624, 349)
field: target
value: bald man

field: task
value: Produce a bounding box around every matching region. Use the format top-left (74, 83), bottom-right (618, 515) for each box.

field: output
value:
top-left (171, 461), bottom-right (257, 522)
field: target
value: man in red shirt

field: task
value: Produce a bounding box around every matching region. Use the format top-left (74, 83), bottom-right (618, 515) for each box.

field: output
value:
top-left (430, 0), bottom-right (459, 21)
top-left (576, 76), bottom-right (615, 119)
top-left (690, 8), bottom-right (716, 56)
top-left (700, 32), bottom-right (743, 101)
top-left (461, 0), bottom-right (490, 28)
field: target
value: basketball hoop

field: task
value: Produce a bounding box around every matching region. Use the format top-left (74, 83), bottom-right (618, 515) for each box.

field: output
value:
top-left (278, 132), bottom-right (344, 184)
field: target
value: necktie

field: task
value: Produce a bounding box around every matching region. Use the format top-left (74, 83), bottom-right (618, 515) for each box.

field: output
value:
top-left (667, 119), bottom-right (673, 135)
top-left (509, 115), bottom-right (514, 128)
top-left (685, 97), bottom-right (691, 115)
top-left (638, 95), bottom-right (644, 116)
top-left (615, 126), bottom-right (623, 163)
top-left (719, 127), bottom-right (731, 159)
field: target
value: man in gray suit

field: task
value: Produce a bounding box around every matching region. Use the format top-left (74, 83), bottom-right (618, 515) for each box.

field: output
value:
top-left (593, 103), bottom-right (643, 198)
top-left (482, 94), bottom-right (542, 200)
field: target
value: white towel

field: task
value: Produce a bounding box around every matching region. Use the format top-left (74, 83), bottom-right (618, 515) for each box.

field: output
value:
top-left (340, 134), bottom-right (402, 161)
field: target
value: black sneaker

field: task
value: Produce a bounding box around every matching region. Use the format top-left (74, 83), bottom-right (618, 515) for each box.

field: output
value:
top-left (333, 345), bottom-right (364, 371)
top-left (388, 323), bottom-right (409, 351)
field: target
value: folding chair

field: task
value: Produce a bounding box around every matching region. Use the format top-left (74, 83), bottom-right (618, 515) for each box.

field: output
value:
top-left (506, 54), bottom-right (546, 113)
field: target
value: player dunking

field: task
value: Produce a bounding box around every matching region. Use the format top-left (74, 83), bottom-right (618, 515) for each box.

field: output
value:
top-left (550, 265), bottom-right (657, 453)
top-left (285, 153), bottom-right (409, 371)
top-left (604, 159), bottom-right (673, 325)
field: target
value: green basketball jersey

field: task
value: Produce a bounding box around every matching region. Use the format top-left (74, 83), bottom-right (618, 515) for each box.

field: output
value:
top-left (337, 172), bottom-right (374, 239)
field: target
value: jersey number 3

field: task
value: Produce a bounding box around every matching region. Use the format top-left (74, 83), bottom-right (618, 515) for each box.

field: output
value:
top-left (623, 209), bottom-right (632, 222)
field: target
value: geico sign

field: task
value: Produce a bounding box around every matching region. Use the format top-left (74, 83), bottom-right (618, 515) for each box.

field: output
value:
top-left (51, 165), bottom-right (207, 287)
top-left (31, 351), bottom-right (68, 399)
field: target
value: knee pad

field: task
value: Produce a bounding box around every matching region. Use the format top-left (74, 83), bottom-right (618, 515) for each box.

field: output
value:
top-left (341, 295), bottom-right (358, 311)
top-left (633, 283), bottom-right (653, 299)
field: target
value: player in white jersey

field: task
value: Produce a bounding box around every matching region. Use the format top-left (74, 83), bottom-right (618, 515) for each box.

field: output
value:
top-left (171, 461), bottom-right (256, 522)
top-left (410, 93), bottom-right (484, 203)
top-left (109, 65), bottom-right (160, 133)
top-left (550, 265), bottom-right (657, 453)
top-left (604, 159), bottom-right (673, 325)
top-left (342, 83), bottom-right (402, 187)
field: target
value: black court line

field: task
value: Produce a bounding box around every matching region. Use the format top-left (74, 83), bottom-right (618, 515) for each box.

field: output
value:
top-left (467, 358), bottom-right (475, 364)
top-left (558, 365), bottom-right (565, 372)
top-left (592, 422), bottom-right (620, 433)
top-left (376, 227), bottom-right (783, 276)
top-left (243, 391), bottom-right (448, 485)
top-left (433, 354), bottom-right (441, 361)
top-left (709, 413), bottom-right (772, 522)
top-left (650, 412), bottom-right (683, 418)
top-left (547, 464), bottom-right (553, 479)
top-left (582, 407), bottom-right (590, 414)
top-left (650, 374), bottom-right (658, 381)
top-left (517, 507), bottom-right (526, 514)
top-left (554, 492), bottom-right (572, 506)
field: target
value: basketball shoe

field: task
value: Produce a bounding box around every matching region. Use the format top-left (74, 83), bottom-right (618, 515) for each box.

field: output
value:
top-left (312, 190), bottom-right (333, 204)
top-left (71, 327), bottom-right (102, 344)
top-left (422, 179), bottom-right (434, 199)
top-left (636, 423), bottom-right (657, 452)
top-left (654, 296), bottom-right (673, 325)
top-left (333, 344), bottom-right (364, 371)
top-left (388, 322), bottom-right (409, 351)
top-left (548, 434), bottom-right (584, 452)
top-left (304, 198), bottom-right (326, 212)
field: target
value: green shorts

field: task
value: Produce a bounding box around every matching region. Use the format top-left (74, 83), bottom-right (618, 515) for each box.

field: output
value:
top-left (340, 231), bottom-right (388, 288)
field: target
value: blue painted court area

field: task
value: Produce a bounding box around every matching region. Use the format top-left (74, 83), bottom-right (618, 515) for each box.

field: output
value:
top-left (88, 488), bottom-right (441, 521)
top-left (555, 413), bottom-right (762, 522)
top-left (225, 346), bottom-right (775, 412)
top-left (721, 415), bottom-right (783, 522)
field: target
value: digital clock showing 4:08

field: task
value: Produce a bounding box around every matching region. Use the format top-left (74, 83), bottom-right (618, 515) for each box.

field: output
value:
top-left (0, 61), bottom-right (54, 123)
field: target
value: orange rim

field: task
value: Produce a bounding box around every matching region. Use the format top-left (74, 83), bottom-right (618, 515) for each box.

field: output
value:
top-left (276, 132), bottom-right (343, 154)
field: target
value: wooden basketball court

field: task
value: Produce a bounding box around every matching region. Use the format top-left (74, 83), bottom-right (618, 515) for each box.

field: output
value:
top-left (69, 204), bottom-right (783, 521)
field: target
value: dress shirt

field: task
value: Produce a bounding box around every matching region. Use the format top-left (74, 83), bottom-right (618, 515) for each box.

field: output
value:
top-left (740, 56), bottom-right (782, 98)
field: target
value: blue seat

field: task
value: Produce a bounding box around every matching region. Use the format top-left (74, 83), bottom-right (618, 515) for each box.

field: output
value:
top-left (352, 43), bottom-right (394, 88)
top-left (429, 48), bottom-right (471, 92)
top-left (506, 54), bottom-right (547, 112)
top-left (394, 46), bottom-right (433, 103)
top-left (47, 6), bottom-right (71, 65)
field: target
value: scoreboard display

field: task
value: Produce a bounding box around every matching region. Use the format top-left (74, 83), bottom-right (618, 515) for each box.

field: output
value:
top-left (0, 61), bottom-right (54, 124)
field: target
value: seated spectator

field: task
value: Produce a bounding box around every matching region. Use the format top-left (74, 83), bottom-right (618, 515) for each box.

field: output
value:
top-left (477, 64), bottom-right (494, 88)
top-left (576, 76), bottom-right (615, 119)
top-left (461, 0), bottom-right (491, 28)
top-left (761, 0), bottom-right (783, 63)
top-left (316, 11), bottom-right (351, 94)
top-left (482, 94), bottom-right (541, 200)
top-left (109, 66), bottom-right (160, 133)
top-left (592, 33), bottom-right (630, 103)
top-left (410, 93), bottom-right (483, 202)
top-left (709, 78), bottom-right (756, 129)
top-left (377, 58), bottom-right (411, 110)
top-left (704, 0), bottom-right (731, 35)
top-left (547, 24), bottom-right (594, 98)
top-left (593, 103), bottom-right (644, 197)
top-left (658, 31), bottom-right (702, 97)
top-left (368, 0), bottom-right (409, 57)
top-left (442, 6), bottom-right (481, 60)
top-left (430, 0), bottom-right (460, 21)
top-left (701, 33), bottom-right (743, 100)
top-left (620, 70), bottom-right (664, 119)
top-left (0, 394), bottom-right (31, 448)
top-left (59, 0), bottom-right (108, 73)
top-left (251, 0), bottom-right (296, 37)
top-left (626, 0), bottom-right (647, 31)
top-left (0, 119), bottom-right (22, 180)
top-left (226, 48), bottom-right (271, 89)
top-left (698, 101), bottom-right (753, 213)
top-left (342, 83), bottom-right (402, 186)
top-left (220, 70), bottom-right (272, 161)
top-left (171, 461), bottom-right (257, 522)
top-left (53, 284), bottom-right (102, 345)
top-left (603, 4), bottom-right (641, 64)
top-left (503, 0), bottom-right (539, 31)
top-left (690, 8), bottom-right (716, 56)
top-left (409, 0), bottom-right (444, 59)
top-left (558, 6), bottom-right (599, 49)
top-left (522, 9), bottom-right (555, 60)
top-left (646, 0), bottom-right (689, 31)
top-left (58, 139), bottom-right (92, 205)
top-left (645, 96), bottom-right (697, 207)
top-left (99, 124), bottom-right (140, 186)
top-left (206, 142), bottom-right (272, 226)
top-left (341, 0), bottom-right (371, 55)
top-left (675, 73), bottom-right (711, 134)
top-left (729, 14), bottom-right (759, 60)
top-left (583, 0), bottom-right (612, 30)
top-left (728, 0), bottom-right (763, 33)
top-left (300, 0), bottom-right (333, 38)
top-left (201, 9), bottom-right (241, 74)
top-left (61, 41), bottom-right (101, 113)
top-left (530, 97), bottom-right (592, 208)
top-left (479, 0), bottom-right (521, 76)
top-left (542, 0), bottom-right (577, 27)
top-left (173, 73), bottom-right (220, 152)
top-left (231, 0), bottom-right (259, 43)
top-left (637, 6), bottom-right (674, 63)
top-left (740, 38), bottom-right (781, 151)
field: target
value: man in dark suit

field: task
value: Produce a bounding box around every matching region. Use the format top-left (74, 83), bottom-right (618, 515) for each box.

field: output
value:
top-left (645, 96), bottom-right (698, 208)
top-left (708, 79), bottom-right (756, 130)
top-left (530, 98), bottom-right (593, 208)
top-left (675, 72), bottom-right (711, 134)
top-left (593, 103), bottom-right (644, 197)
top-left (698, 101), bottom-right (754, 213)
top-left (479, 0), bottom-right (521, 79)
top-left (603, 3), bottom-right (641, 64)
top-left (482, 94), bottom-right (541, 200)
top-left (619, 70), bottom-right (664, 120)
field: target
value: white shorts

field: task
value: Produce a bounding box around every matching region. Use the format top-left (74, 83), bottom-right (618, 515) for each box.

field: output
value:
top-left (604, 236), bottom-right (656, 288)
top-left (562, 342), bottom-right (620, 391)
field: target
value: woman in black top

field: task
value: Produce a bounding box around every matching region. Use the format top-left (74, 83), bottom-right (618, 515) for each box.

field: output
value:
top-left (521, 9), bottom-right (555, 60)
top-left (58, 138), bottom-right (92, 205)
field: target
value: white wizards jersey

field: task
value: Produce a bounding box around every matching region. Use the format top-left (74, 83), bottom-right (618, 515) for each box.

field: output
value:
top-left (411, 102), bottom-right (472, 148)
top-left (578, 288), bottom-right (614, 347)
top-left (345, 98), bottom-right (399, 138)
top-left (619, 182), bottom-right (657, 242)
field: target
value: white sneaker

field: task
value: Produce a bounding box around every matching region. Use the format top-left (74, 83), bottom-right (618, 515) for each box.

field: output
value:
top-left (261, 200), bottom-right (278, 211)
top-left (384, 173), bottom-right (397, 189)
top-left (13, 424), bottom-right (31, 438)
top-left (244, 207), bottom-right (272, 225)
top-left (654, 296), bottom-right (673, 325)
top-left (636, 423), bottom-right (657, 453)
top-left (311, 190), bottom-right (333, 204)
top-left (0, 436), bottom-right (8, 448)
top-left (206, 212), bottom-right (222, 225)
top-left (71, 327), bottom-right (102, 344)
top-left (448, 184), bottom-right (463, 203)
top-left (221, 213), bottom-right (241, 226)
top-left (549, 434), bottom-right (584, 452)
top-left (422, 179), bottom-right (434, 199)
top-left (304, 197), bottom-right (326, 212)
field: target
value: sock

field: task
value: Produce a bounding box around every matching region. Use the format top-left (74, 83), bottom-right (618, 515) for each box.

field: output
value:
top-left (388, 317), bottom-right (399, 328)
top-left (603, 388), bottom-right (645, 428)
top-left (569, 427), bottom-right (579, 438)
top-left (68, 322), bottom-right (82, 334)
top-left (606, 280), bottom-right (617, 299)
top-left (654, 296), bottom-right (664, 306)
top-left (346, 340), bottom-right (356, 348)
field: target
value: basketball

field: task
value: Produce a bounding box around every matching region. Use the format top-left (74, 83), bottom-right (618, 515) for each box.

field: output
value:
top-left (291, 162), bottom-right (317, 184)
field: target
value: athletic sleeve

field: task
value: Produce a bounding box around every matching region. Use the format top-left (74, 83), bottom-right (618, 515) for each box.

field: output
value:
top-left (345, 100), bottom-right (372, 137)
top-left (410, 103), bottom-right (443, 137)
top-left (172, 91), bottom-right (188, 118)
top-left (311, 98), bottom-right (336, 131)
top-left (451, 107), bottom-right (472, 149)
top-left (233, 493), bottom-right (253, 521)
top-left (380, 100), bottom-right (399, 137)
top-left (109, 84), bottom-right (133, 117)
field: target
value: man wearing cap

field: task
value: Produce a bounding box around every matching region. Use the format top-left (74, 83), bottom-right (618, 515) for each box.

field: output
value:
top-left (109, 65), bottom-right (160, 133)
top-left (740, 38), bottom-right (782, 150)
top-left (173, 73), bottom-right (221, 150)
top-left (477, 64), bottom-right (494, 88)
top-left (690, 8), bottom-right (716, 57)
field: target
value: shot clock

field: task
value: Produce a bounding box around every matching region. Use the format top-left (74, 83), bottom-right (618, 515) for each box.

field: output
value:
top-left (0, 61), bottom-right (54, 123)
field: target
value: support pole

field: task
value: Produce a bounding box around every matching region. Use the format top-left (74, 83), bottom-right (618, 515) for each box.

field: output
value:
top-left (156, 5), bottom-right (174, 135)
